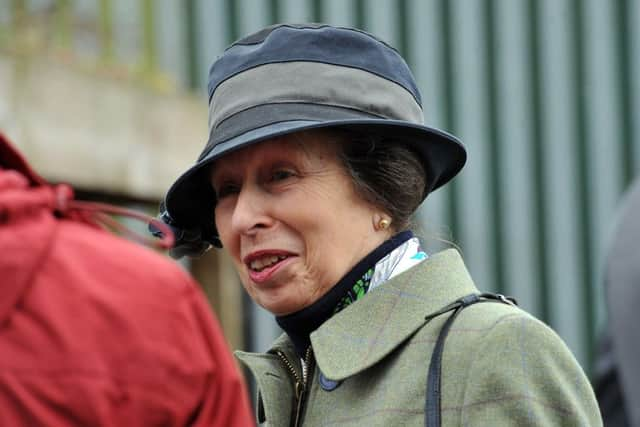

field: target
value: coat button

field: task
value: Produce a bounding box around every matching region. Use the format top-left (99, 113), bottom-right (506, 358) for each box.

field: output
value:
top-left (319, 372), bottom-right (341, 391)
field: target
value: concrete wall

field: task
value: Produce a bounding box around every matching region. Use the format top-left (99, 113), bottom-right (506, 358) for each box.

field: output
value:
top-left (0, 53), bottom-right (206, 200)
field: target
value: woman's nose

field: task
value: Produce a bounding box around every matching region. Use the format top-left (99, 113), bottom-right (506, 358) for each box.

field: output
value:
top-left (230, 185), bottom-right (273, 235)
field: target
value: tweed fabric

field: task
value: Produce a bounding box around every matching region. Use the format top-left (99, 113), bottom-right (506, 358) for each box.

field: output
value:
top-left (236, 249), bottom-right (602, 426)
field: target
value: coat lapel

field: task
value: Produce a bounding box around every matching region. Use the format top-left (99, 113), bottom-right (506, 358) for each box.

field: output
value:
top-left (311, 249), bottom-right (478, 381)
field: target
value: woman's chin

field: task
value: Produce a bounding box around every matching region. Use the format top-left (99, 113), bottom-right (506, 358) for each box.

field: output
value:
top-left (258, 298), bottom-right (301, 316)
top-left (245, 278), bottom-right (303, 316)
top-left (252, 284), bottom-right (308, 316)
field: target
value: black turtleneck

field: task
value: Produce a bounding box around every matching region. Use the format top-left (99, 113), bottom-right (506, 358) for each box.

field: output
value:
top-left (276, 231), bottom-right (413, 357)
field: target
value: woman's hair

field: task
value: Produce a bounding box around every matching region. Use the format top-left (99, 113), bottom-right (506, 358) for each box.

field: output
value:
top-left (334, 130), bottom-right (427, 232)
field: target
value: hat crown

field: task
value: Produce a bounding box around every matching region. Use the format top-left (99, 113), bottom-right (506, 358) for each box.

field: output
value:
top-left (207, 24), bottom-right (422, 106)
top-left (159, 23), bottom-right (466, 256)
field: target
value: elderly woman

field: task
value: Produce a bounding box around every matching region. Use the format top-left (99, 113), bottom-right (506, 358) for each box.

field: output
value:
top-left (157, 24), bottom-right (601, 426)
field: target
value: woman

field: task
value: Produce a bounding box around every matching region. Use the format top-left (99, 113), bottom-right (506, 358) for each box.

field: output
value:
top-left (157, 24), bottom-right (602, 426)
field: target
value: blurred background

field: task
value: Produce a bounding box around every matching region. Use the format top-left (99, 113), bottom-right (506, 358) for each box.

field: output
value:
top-left (1, 0), bottom-right (638, 379)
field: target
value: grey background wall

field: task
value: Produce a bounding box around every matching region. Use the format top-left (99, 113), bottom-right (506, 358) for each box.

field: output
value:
top-left (2, 0), bottom-right (639, 374)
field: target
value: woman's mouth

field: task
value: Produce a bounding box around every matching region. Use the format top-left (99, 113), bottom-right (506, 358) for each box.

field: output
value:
top-left (249, 254), bottom-right (288, 272)
top-left (244, 252), bottom-right (294, 283)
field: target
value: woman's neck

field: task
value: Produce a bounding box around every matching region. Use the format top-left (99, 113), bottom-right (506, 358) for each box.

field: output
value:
top-left (276, 231), bottom-right (414, 357)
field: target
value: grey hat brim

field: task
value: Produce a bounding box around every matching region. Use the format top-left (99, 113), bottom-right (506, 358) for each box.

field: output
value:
top-left (164, 118), bottom-right (466, 233)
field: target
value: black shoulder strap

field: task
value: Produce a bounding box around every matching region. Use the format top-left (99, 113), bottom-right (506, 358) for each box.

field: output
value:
top-left (425, 293), bottom-right (517, 427)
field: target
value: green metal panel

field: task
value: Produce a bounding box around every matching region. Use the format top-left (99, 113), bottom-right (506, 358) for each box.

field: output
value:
top-left (268, 0), bottom-right (280, 24)
top-left (237, 0), bottom-right (270, 37)
top-left (633, 0), bottom-right (640, 172)
top-left (185, 0), bottom-right (200, 89)
top-left (614, 0), bottom-right (635, 185)
top-left (279, 0), bottom-right (311, 22)
top-left (449, 0), bottom-right (498, 298)
top-left (437, 0), bottom-right (462, 261)
top-left (54, 0), bottom-right (73, 49)
top-left (525, 0), bottom-right (550, 324)
top-left (156, 0), bottom-right (188, 88)
top-left (192, 0), bottom-right (227, 92)
top-left (483, 0), bottom-right (506, 296)
top-left (140, 0), bottom-right (156, 73)
top-left (322, 0), bottom-right (354, 27)
top-left (536, 0), bottom-right (584, 364)
top-left (569, 0), bottom-right (596, 368)
top-left (183, 0), bottom-right (637, 372)
top-left (411, 0), bottom-right (453, 253)
top-left (98, 0), bottom-right (113, 62)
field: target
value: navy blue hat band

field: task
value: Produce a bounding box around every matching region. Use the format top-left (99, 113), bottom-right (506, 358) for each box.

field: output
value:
top-left (202, 103), bottom-right (380, 158)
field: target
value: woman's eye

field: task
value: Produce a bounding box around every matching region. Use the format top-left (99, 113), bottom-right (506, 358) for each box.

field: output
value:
top-left (271, 169), bottom-right (295, 181)
top-left (216, 183), bottom-right (239, 199)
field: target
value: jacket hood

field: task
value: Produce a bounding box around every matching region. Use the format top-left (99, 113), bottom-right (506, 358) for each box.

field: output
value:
top-left (0, 133), bottom-right (57, 326)
top-left (0, 132), bottom-right (46, 186)
top-left (0, 132), bottom-right (175, 327)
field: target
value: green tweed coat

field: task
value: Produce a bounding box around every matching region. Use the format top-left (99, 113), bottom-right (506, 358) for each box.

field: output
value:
top-left (237, 249), bottom-right (602, 426)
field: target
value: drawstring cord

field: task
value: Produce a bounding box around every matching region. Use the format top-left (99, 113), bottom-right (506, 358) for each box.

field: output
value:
top-left (53, 184), bottom-right (175, 250)
top-left (0, 175), bottom-right (174, 251)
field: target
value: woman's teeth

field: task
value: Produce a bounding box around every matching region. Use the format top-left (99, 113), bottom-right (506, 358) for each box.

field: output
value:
top-left (249, 255), bottom-right (287, 272)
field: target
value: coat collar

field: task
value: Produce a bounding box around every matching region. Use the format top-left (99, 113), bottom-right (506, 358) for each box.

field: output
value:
top-left (309, 249), bottom-right (478, 381)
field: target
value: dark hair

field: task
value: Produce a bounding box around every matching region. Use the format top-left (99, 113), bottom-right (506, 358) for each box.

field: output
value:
top-left (335, 130), bottom-right (427, 232)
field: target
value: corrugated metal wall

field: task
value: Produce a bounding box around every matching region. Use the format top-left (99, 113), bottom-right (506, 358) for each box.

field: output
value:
top-left (4, 0), bottom-right (639, 373)
top-left (185, 0), bottom-right (640, 372)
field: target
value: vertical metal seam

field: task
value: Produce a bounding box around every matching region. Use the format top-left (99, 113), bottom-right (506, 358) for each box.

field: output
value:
top-left (268, 0), bottom-right (280, 25)
top-left (527, 0), bottom-right (550, 322)
top-left (141, 0), bottom-right (156, 73)
top-left (54, 0), bottom-right (72, 50)
top-left (354, 0), bottom-right (367, 30)
top-left (613, 0), bottom-right (633, 186)
top-left (184, 0), bottom-right (200, 90)
top-left (99, 0), bottom-right (114, 63)
top-left (397, 0), bottom-right (410, 64)
top-left (440, 0), bottom-right (460, 246)
top-left (312, 0), bottom-right (324, 23)
top-left (49, 0), bottom-right (73, 50)
top-left (570, 0), bottom-right (595, 372)
top-left (483, 0), bottom-right (505, 295)
top-left (225, 0), bottom-right (239, 44)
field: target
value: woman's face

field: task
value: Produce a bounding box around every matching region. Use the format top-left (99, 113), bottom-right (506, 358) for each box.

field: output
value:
top-left (211, 132), bottom-right (391, 316)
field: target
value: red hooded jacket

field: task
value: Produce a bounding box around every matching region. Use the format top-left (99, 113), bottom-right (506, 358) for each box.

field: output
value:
top-left (0, 132), bottom-right (254, 426)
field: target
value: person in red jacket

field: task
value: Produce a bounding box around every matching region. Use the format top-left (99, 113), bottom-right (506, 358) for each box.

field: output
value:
top-left (0, 131), bottom-right (254, 427)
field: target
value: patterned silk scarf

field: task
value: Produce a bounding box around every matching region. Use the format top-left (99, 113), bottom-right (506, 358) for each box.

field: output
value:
top-left (334, 237), bottom-right (427, 313)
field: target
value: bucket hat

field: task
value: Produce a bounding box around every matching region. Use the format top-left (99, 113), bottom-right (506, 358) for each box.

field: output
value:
top-left (160, 23), bottom-right (466, 254)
